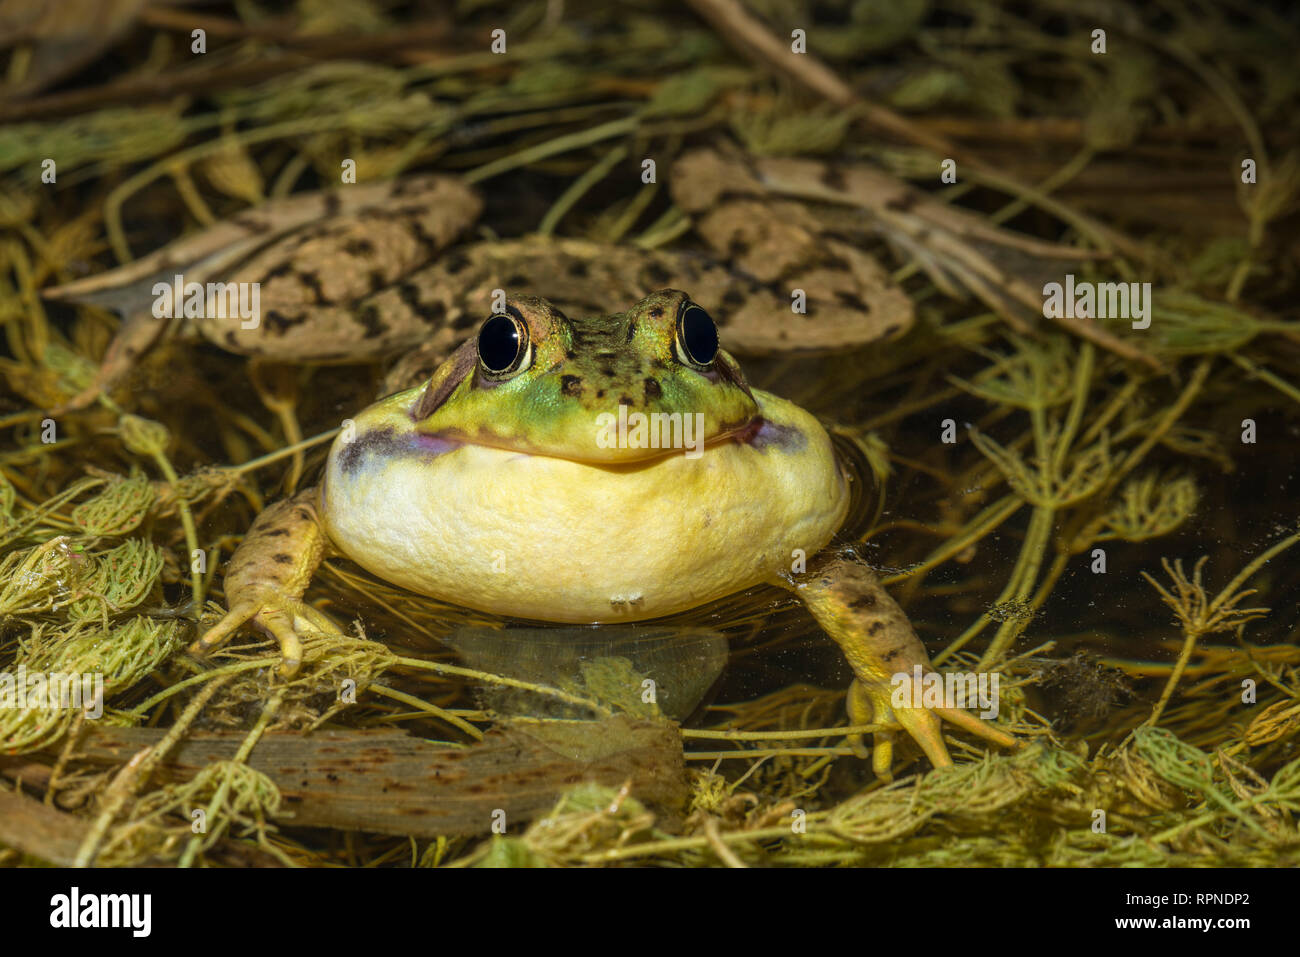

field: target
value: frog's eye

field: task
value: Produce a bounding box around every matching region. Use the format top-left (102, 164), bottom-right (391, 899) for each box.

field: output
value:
top-left (675, 303), bottom-right (719, 369)
top-left (477, 313), bottom-right (531, 378)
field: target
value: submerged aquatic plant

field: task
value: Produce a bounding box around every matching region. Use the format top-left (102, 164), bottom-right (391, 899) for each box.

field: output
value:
top-left (1, 617), bottom-right (185, 754)
top-left (1141, 532), bottom-right (1299, 728)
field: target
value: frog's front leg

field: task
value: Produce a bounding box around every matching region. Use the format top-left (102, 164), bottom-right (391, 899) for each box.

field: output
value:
top-left (783, 552), bottom-right (1019, 779)
top-left (190, 488), bottom-right (340, 676)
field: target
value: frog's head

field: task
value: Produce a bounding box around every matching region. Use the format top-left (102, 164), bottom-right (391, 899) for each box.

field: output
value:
top-left (411, 290), bottom-right (759, 462)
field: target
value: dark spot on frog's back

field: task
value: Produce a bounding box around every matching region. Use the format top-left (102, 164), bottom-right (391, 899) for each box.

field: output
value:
top-left (357, 304), bottom-right (390, 339)
top-left (296, 270), bottom-right (327, 303)
top-left (394, 281), bottom-right (436, 320)
top-left (264, 310), bottom-right (305, 335)
top-left (261, 261), bottom-right (294, 283)
top-left (835, 291), bottom-right (869, 312)
top-left (727, 236), bottom-right (750, 258)
top-left (560, 374), bottom-right (583, 397)
top-left (566, 259), bottom-right (589, 278)
top-left (345, 238), bottom-right (375, 257)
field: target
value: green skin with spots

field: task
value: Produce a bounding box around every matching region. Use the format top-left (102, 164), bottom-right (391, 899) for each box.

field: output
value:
top-left (414, 291), bottom-right (758, 462)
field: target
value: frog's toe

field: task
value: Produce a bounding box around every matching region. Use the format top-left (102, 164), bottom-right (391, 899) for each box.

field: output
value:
top-left (191, 603), bottom-right (258, 657)
top-left (848, 676), bottom-right (1021, 779)
top-left (844, 679), bottom-right (874, 762)
top-left (191, 592), bottom-right (338, 677)
top-left (255, 605), bottom-right (305, 677)
top-left (848, 678), bottom-right (949, 780)
top-left (890, 701), bottom-right (954, 771)
top-left (869, 732), bottom-right (896, 780)
top-left (931, 703), bottom-right (1021, 751)
top-left (893, 699), bottom-right (1022, 774)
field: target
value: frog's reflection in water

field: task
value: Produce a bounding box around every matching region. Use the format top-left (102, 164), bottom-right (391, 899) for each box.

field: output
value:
top-left (443, 625), bottom-right (728, 723)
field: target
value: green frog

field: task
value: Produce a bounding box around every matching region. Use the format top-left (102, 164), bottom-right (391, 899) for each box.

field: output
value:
top-left (191, 288), bottom-right (1019, 779)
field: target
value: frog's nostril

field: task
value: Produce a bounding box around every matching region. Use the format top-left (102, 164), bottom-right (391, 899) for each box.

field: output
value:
top-left (560, 374), bottom-right (583, 396)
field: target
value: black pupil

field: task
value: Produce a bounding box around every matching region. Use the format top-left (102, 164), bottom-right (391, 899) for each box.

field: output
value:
top-left (681, 306), bottom-right (719, 365)
top-left (479, 315), bottom-right (522, 372)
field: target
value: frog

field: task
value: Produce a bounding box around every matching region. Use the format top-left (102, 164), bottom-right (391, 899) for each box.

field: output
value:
top-left (42, 150), bottom-right (919, 411)
top-left (47, 142), bottom-right (1145, 415)
top-left (190, 288), bottom-right (1020, 780)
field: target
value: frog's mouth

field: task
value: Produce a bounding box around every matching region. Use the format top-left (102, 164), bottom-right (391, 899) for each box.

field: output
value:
top-left (423, 408), bottom-right (762, 466)
top-left (332, 415), bottom-right (764, 482)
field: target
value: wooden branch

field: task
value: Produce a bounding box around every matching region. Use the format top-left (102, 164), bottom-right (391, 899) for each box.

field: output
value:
top-left (0, 784), bottom-right (91, 866)
top-left (2, 718), bottom-right (687, 842)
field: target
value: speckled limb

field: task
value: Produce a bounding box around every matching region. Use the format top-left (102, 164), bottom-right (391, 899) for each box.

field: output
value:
top-left (189, 487), bottom-right (340, 676)
top-left (784, 551), bottom-right (1020, 779)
